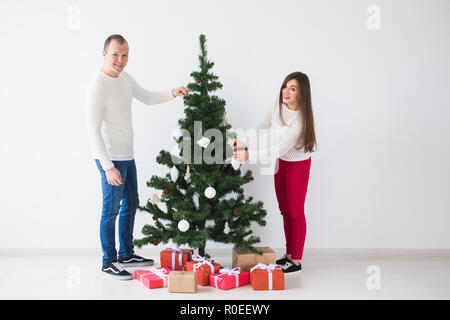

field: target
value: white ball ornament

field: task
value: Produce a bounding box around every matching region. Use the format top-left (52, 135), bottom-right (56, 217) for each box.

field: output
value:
top-left (178, 219), bottom-right (190, 232)
top-left (204, 186), bottom-right (216, 199)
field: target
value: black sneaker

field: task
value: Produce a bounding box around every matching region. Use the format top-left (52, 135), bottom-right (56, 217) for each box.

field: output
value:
top-left (102, 261), bottom-right (133, 280)
top-left (281, 259), bottom-right (302, 276)
top-left (118, 254), bottom-right (154, 267)
top-left (276, 254), bottom-right (289, 265)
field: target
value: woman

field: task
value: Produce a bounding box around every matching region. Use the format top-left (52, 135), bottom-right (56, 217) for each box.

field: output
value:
top-left (232, 71), bottom-right (317, 275)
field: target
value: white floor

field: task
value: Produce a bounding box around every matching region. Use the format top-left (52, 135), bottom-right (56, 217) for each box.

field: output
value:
top-left (1, 248), bottom-right (449, 300)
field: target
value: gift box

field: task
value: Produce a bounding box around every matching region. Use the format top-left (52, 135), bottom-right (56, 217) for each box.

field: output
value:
top-left (232, 247), bottom-right (276, 271)
top-left (184, 254), bottom-right (221, 286)
top-left (134, 267), bottom-right (171, 289)
top-left (160, 247), bottom-right (194, 271)
top-left (209, 267), bottom-right (250, 290)
top-left (250, 263), bottom-right (284, 290)
top-left (168, 271), bottom-right (197, 293)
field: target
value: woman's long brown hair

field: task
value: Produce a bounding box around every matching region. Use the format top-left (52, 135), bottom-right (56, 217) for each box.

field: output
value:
top-left (278, 72), bottom-right (317, 153)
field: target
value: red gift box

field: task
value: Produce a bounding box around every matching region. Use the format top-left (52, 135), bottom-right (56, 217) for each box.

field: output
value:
top-left (250, 263), bottom-right (284, 290)
top-left (134, 267), bottom-right (171, 289)
top-left (160, 247), bottom-right (194, 271)
top-left (209, 267), bottom-right (250, 290)
top-left (184, 254), bottom-right (221, 286)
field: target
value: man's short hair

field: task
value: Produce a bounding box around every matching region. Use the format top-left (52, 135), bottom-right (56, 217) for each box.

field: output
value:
top-left (103, 34), bottom-right (128, 52)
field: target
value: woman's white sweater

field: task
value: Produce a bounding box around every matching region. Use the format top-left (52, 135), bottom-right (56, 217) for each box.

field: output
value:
top-left (244, 98), bottom-right (312, 163)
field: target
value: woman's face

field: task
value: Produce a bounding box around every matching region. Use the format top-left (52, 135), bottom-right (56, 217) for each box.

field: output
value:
top-left (282, 79), bottom-right (300, 107)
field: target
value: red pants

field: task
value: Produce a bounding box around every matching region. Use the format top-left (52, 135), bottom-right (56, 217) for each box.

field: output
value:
top-left (274, 157), bottom-right (311, 260)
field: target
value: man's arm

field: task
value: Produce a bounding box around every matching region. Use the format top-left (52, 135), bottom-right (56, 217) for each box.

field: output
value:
top-left (127, 73), bottom-right (187, 105)
top-left (86, 80), bottom-right (114, 171)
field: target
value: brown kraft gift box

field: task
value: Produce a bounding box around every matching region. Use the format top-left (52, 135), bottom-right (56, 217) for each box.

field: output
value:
top-left (168, 271), bottom-right (197, 293)
top-left (232, 247), bottom-right (276, 272)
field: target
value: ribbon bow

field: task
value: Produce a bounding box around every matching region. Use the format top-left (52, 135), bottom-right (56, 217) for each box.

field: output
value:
top-left (139, 267), bottom-right (169, 287)
top-left (250, 263), bottom-right (281, 290)
top-left (191, 254), bottom-right (215, 273)
top-left (218, 267), bottom-right (241, 275)
top-left (168, 245), bottom-right (191, 270)
top-left (212, 267), bottom-right (241, 288)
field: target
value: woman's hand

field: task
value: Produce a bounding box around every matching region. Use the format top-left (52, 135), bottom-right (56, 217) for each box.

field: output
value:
top-left (229, 138), bottom-right (246, 151)
top-left (230, 138), bottom-right (248, 163)
top-left (106, 167), bottom-right (123, 186)
top-left (233, 149), bottom-right (249, 163)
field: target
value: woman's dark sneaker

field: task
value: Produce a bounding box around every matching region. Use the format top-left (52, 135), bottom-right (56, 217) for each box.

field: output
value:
top-left (101, 261), bottom-right (133, 280)
top-left (118, 254), bottom-right (154, 267)
top-left (276, 254), bottom-right (289, 265)
top-left (281, 259), bottom-right (302, 276)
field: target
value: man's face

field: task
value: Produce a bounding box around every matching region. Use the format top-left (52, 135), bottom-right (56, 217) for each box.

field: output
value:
top-left (102, 40), bottom-right (129, 76)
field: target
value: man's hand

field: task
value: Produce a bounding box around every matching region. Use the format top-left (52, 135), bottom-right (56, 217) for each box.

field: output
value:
top-left (172, 86), bottom-right (189, 98)
top-left (106, 167), bottom-right (123, 186)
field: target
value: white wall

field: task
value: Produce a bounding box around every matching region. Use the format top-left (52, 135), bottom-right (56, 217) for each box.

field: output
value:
top-left (1, 0), bottom-right (449, 250)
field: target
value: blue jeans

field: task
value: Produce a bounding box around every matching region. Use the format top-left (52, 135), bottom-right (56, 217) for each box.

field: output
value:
top-left (95, 159), bottom-right (139, 266)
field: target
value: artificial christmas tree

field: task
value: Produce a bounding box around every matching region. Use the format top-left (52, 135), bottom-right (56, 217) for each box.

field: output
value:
top-left (133, 34), bottom-right (267, 257)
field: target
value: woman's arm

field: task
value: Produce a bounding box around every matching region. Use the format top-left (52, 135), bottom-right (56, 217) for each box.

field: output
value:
top-left (238, 98), bottom-right (276, 148)
top-left (247, 122), bottom-right (301, 164)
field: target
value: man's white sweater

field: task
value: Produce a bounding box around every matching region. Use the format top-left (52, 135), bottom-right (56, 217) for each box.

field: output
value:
top-left (86, 70), bottom-right (174, 171)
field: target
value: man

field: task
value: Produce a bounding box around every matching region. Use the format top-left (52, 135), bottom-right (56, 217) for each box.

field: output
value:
top-left (86, 34), bottom-right (188, 280)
